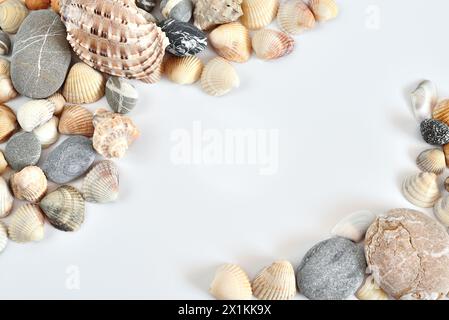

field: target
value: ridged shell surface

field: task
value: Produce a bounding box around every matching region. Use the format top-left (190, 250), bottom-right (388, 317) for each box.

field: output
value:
top-left (58, 105), bottom-right (94, 137)
top-left (0, 74), bottom-right (17, 103)
top-left (164, 55), bottom-right (203, 85)
top-left (0, 176), bottom-right (13, 218)
top-left (17, 99), bottom-right (55, 132)
top-left (252, 261), bottom-right (296, 300)
top-left (8, 204), bottom-right (45, 243)
top-left (210, 264), bottom-right (252, 300)
top-left (0, 104), bottom-right (17, 142)
top-left (209, 22), bottom-right (252, 63)
top-left (433, 99), bottom-right (449, 126)
top-left (252, 29), bottom-right (294, 60)
top-left (63, 62), bottom-right (106, 104)
top-left (47, 92), bottom-right (65, 115)
top-left (10, 166), bottom-right (47, 203)
top-left (241, 0), bottom-right (279, 30)
top-left (416, 148), bottom-right (446, 175)
top-left (0, 222), bottom-right (7, 253)
top-left (402, 172), bottom-right (441, 208)
top-left (0, 0), bottom-right (29, 34)
top-left (0, 58), bottom-right (10, 76)
top-left (82, 160), bottom-right (119, 203)
top-left (277, 0), bottom-right (315, 35)
top-left (201, 57), bottom-right (240, 96)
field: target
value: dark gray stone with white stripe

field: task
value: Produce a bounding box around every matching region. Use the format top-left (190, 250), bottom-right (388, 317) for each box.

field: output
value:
top-left (159, 19), bottom-right (207, 56)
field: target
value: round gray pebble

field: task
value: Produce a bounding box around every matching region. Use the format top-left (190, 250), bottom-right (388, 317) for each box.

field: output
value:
top-left (106, 77), bottom-right (138, 114)
top-left (5, 132), bottom-right (42, 171)
top-left (420, 118), bottom-right (449, 145)
top-left (161, 0), bottom-right (193, 23)
top-left (297, 237), bottom-right (366, 300)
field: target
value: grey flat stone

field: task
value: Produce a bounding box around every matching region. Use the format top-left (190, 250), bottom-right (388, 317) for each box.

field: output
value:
top-left (105, 77), bottom-right (138, 114)
top-left (5, 132), bottom-right (41, 171)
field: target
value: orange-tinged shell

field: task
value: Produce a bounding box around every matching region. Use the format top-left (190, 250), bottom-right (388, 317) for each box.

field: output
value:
top-left (277, 0), bottom-right (315, 35)
top-left (47, 92), bottom-right (66, 115)
top-left (433, 99), bottom-right (449, 126)
top-left (50, 0), bottom-right (60, 13)
top-left (63, 62), bottom-right (106, 104)
top-left (252, 260), bottom-right (297, 300)
top-left (164, 55), bottom-right (203, 85)
top-left (59, 105), bottom-right (94, 137)
top-left (252, 29), bottom-right (294, 60)
top-left (241, 0), bottom-right (279, 30)
top-left (0, 104), bottom-right (17, 143)
top-left (209, 22), bottom-right (252, 63)
top-left (25, 0), bottom-right (50, 10)
top-left (10, 166), bottom-right (47, 203)
top-left (309, 0), bottom-right (339, 22)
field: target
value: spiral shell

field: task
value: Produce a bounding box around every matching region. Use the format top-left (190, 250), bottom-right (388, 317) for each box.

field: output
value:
top-left (11, 166), bottom-right (47, 203)
top-left (63, 62), bottom-right (106, 104)
top-left (58, 105), bottom-right (94, 137)
top-left (201, 57), bottom-right (240, 97)
top-left (277, 0), bottom-right (315, 35)
top-left (402, 172), bottom-right (441, 208)
top-left (252, 29), bottom-right (294, 60)
top-left (164, 55), bottom-right (204, 85)
top-left (0, 176), bottom-right (13, 218)
top-left (0, 104), bottom-right (17, 142)
top-left (356, 276), bottom-right (389, 300)
top-left (0, 74), bottom-right (17, 104)
top-left (47, 92), bottom-right (66, 116)
top-left (17, 99), bottom-right (55, 132)
top-left (252, 260), bottom-right (296, 300)
top-left (210, 264), bottom-right (252, 300)
top-left (241, 0), bottom-right (279, 30)
top-left (416, 148), bottom-right (446, 175)
top-left (33, 116), bottom-right (59, 148)
top-left (0, 0), bottom-right (29, 34)
top-left (0, 222), bottom-right (7, 253)
top-left (82, 160), bottom-right (119, 203)
top-left (309, 0), bottom-right (339, 22)
top-left (209, 22), bottom-right (252, 63)
top-left (8, 204), bottom-right (45, 243)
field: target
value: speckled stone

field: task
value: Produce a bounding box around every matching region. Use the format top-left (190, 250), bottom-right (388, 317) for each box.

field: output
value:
top-left (136, 0), bottom-right (156, 12)
top-left (160, 0), bottom-right (193, 22)
top-left (42, 136), bottom-right (95, 184)
top-left (105, 77), bottom-right (138, 114)
top-left (297, 237), bottom-right (366, 300)
top-left (159, 19), bottom-right (207, 56)
top-left (0, 30), bottom-right (11, 55)
top-left (420, 119), bottom-right (449, 145)
top-left (4, 132), bottom-right (41, 171)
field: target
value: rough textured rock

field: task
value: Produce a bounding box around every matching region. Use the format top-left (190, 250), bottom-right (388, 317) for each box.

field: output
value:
top-left (159, 19), bottom-right (207, 56)
top-left (193, 0), bottom-right (243, 30)
top-left (160, 0), bottom-right (193, 22)
top-left (420, 119), bottom-right (449, 145)
top-left (4, 132), bottom-right (41, 171)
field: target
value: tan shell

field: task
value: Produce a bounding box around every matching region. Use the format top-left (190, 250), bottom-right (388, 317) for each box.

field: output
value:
top-left (58, 105), bottom-right (94, 137)
top-left (164, 55), bottom-right (204, 85)
top-left (356, 276), bottom-right (389, 300)
top-left (330, 210), bottom-right (376, 243)
top-left (252, 29), bottom-right (294, 60)
top-left (0, 0), bottom-right (29, 34)
top-left (210, 264), bottom-right (252, 300)
top-left (402, 172), bottom-right (440, 208)
top-left (0, 221), bottom-right (7, 253)
top-left (0, 75), bottom-right (18, 104)
top-left (433, 99), bottom-right (449, 126)
top-left (252, 260), bottom-right (296, 300)
top-left (63, 62), bottom-right (106, 104)
top-left (209, 22), bottom-right (252, 63)
top-left (25, 0), bottom-right (50, 10)
top-left (201, 57), bottom-right (240, 97)
top-left (47, 92), bottom-right (66, 116)
top-left (8, 204), bottom-right (45, 243)
top-left (443, 143), bottom-right (449, 167)
top-left (0, 58), bottom-right (10, 76)
top-left (17, 99), bottom-right (55, 132)
top-left (277, 0), bottom-right (315, 35)
top-left (434, 195), bottom-right (449, 227)
top-left (0, 150), bottom-right (8, 174)
top-left (416, 148), bottom-right (446, 175)
top-left (241, 0), bottom-right (279, 30)
top-left (50, 0), bottom-right (60, 13)
top-left (0, 104), bottom-right (17, 143)
top-left (194, 0), bottom-right (243, 30)
top-left (10, 166), bottom-right (47, 203)
top-left (0, 176), bottom-right (13, 218)
top-left (33, 116), bottom-right (59, 148)
top-left (309, 0), bottom-right (339, 22)
top-left (82, 160), bottom-right (119, 203)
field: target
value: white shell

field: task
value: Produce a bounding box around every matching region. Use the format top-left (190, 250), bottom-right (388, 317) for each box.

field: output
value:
top-left (402, 172), bottom-right (441, 208)
top-left (416, 148), bottom-right (446, 175)
top-left (82, 160), bottom-right (119, 203)
top-left (210, 264), bottom-right (252, 300)
top-left (0, 221), bottom-right (7, 253)
top-left (33, 116), bottom-right (59, 148)
top-left (0, 74), bottom-right (17, 103)
top-left (0, 176), bottom-right (13, 218)
top-left (0, 58), bottom-right (9, 76)
top-left (252, 260), bottom-right (296, 300)
top-left (411, 80), bottom-right (437, 122)
top-left (330, 210), bottom-right (376, 243)
top-left (47, 92), bottom-right (66, 116)
top-left (8, 204), bottom-right (45, 243)
top-left (434, 195), bottom-right (449, 227)
top-left (356, 276), bottom-right (389, 300)
top-left (201, 57), bottom-right (240, 97)
top-left (17, 99), bottom-right (55, 132)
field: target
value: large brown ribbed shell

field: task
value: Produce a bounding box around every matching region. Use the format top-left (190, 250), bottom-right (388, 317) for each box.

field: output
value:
top-left (61, 0), bottom-right (168, 83)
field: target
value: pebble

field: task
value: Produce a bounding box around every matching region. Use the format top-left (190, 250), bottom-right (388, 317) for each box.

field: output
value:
top-left (4, 132), bottom-right (41, 171)
top-left (0, 30), bottom-right (10, 55)
top-left (420, 118), bottom-right (449, 145)
top-left (296, 237), bottom-right (366, 300)
top-left (105, 77), bottom-right (138, 114)
top-left (42, 136), bottom-right (96, 184)
top-left (160, 0), bottom-right (193, 23)
top-left (159, 19), bottom-right (207, 56)
top-left (136, 0), bottom-right (156, 12)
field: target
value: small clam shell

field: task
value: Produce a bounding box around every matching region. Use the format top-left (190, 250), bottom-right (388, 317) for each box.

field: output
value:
top-left (8, 204), bottom-right (45, 243)
top-left (252, 260), bottom-right (296, 300)
top-left (0, 150), bottom-right (8, 174)
top-left (0, 74), bottom-right (18, 103)
top-left (309, 0), bottom-right (339, 22)
top-left (0, 104), bottom-right (17, 142)
top-left (39, 185), bottom-right (85, 232)
top-left (33, 116), bottom-right (59, 148)
top-left (416, 148), bottom-right (446, 175)
top-left (356, 276), bottom-right (389, 300)
top-left (210, 264), bottom-right (252, 300)
top-left (432, 99), bottom-right (449, 126)
top-left (411, 80), bottom-right (437, 122)
top-left (277, 0), bottom-right (315, 35)
top-left (330, 210), bottom-right (376, 243)
top-left (241, 0), bottom-right (279, 30)
top-left (252, 29), bottom-right (294, 60)
top-left (0, 0), bottom-right (29, 34)
top-left (0, 30), bottom-right (11, 55)
top-left (58, 105), bottom-right (94, 137)
top-left (0, 221), bottom-right (7, 253)
top-left (47, 92), bottom-right (66, 116)
top-left (105, 77), bottom-right (139, 114)
top-left (0, 176), bottom-right (13, 218)
top-left (201, 57), bottom-right (240, 97)
top-left (25, 0), bottom-right (50, 10)
top-left (434, 195), bottom-right (449, 227)
top-left (402, 172), bottom-right (441, 208)
top-left (10, 166), bottom-right (47, 203)
top-left (17, 99), bottom-right (55, 132)
top-left (209, 22), bottom-right (252, 63)
top-left (164, 55), bottom-right (204, 85)
top-left (0, 57), bottom-right (9, 76)
top-left (63, 62), bottom-right (106, 104)
top-left (82, 160), bottom-right (119, 203)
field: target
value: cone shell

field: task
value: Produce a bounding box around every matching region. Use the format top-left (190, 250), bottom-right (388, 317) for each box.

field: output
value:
top-left (209, 22), bottom-right (251, 63)
top-left (11, 166), bottom-right (47, 203)
top-left (356, 276), bottom-right (389, 300)
top-left (50, 0), bottom-right (60, 13)
top-left (402, 172), bottom-right (441, 208)
top-left (241, 0), bottom-right (279, 30)
top-left (277, 0), bottom-right (315, 35)
top-left (0, 58), bottom-right (10, 76)
top-left (165, 55), bottom-right (204, 85)
top-left (8, 204), bottom-right (45, 243)
top-left (210, 264), bottom-right (252, 300)
top-left (0, 150), bottom-right (8, 174)
top-left (39, 185), bottom-right (85, 232)
top-left (330, 210), bottom-right (376, 243)
top-left (0, 221), bottom-right (7, 253)
top-left (17, 99), bottom-right (55, 132)
top-left (309, 0), bottom-right (339, 22)
top-left (82, 160), bottom-right (119, 203)
top-left (47, 92), bottom-right (66, 116)
top-left (63, 63), bottom-right (106, 104)
top-left (0, 104), bottom-right (17, 142)
top-left (0, 74), bottom-right (17, 104)
top-left (201, 57), bottom-right (240, 97)
top-left (0, 176), bottom-right (13, 218)
top-left (434, 195), bottom-right (449, 227)
top-left (0, 0), bottom-right (29, 34)
top-left (25, 0), bottom-right (50, 10)
top-left (252, 29), bottom-right (294, 60)
top-left (193, 0), bottom-right (243, 30)
top-left (58, 105), bottom-right (94, 137)
top-left (33, 116), bottom-right (59, 148)
top-left (252, 260), bottom-right (296, 300)
top-left (416, 148), bottom-right (446, 175)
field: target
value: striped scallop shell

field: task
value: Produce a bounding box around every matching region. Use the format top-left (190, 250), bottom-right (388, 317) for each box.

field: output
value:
top-left (356, 276), bottom-right (389, 300)
top-left (0, 58), bottom-right (10, 76)
top-left (252, 260), bottom-right (297, 300)
top-left (63, 63), bottom-right (106, 104)
top-left (402, 172), bottom-right (441, 208)
top-left (0, 222), bottom-right (7, 253)
top-left (33, 116), bottom-right (59, 148)
top-left (0, 176), bottom-right (13, 218)
top-left (210, 264), bottom-right (252, 300)
top-left (201, 57), bottom-right (240, 97)
top-left (82, 160), bottom-right (119, 203)
top-left (241, 0), bottom-right (279, 30)
top-left (47, 92), bottom-right (66, 116)
top-left (416, 148), bottom-right (446, 175)
top-left (8, 204), bottom-right (45, 243)
top-left (252, 29), bottom-right (294, 60)
top-left (0, 104), bottom-right (17, 142)
top-left (58, 105), bottom-right (94, 137)
top-left (17, 99), bottom-right (55, 132)
top-left (10, 166), bottom-right (47, 203)
top-left (165, 55), bottom-right (204, 85)
top-left (0, 0), bottom-right (29, 34)
top-left (433, 99), bottom-right (449, 126)
top-left (277, 0), bottom-right (315, 35)
top-left (309, 0), bottom-right (339, 22)
top-left (209, 22), bottom-right (252, 63)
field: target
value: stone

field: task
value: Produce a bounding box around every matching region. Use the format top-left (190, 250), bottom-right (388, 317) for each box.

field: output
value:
top-left (193, 0), bottom-right (243, 30)
top-left (297, 237), bottom-right (366, 300)
top-left (135, 0), bottom-right (156, 12)
top-left (42, 136), bottom-right (95, 184)
top-left (420, 118), bottom-right (449, 145)
top-left (160, 0), bottom-right (193, 23)
top-left (159, 19), bottom-right (207, 56)
top-left (11, 10), bottom-right (71, 99)
top-left (0, 30), bottom-right (11, 55)
top-left (105, 77), bottom-right (138, 114)
top-left (4, 132), bottom-right (41, 171)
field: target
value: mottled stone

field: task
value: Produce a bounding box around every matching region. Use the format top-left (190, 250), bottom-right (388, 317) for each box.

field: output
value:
top-left (5, 132), bottom-right (41, 171)
top-left (161, 0), bottom-right (193, 23)
top-left (136, 0), bottom-right (156, 12)
top-left (159, 19), bottom-right (207, 56)
top-left (420, 119), bottom-right (449, 145)
top-left (193, 0), bottom-right (243, 30)
top-left (105, 77), bottom-right (138, 114)
top-left (0, 30), bottom-right (10, 55)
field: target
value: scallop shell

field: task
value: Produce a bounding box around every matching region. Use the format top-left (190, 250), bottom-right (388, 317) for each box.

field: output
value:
top-left (92, 109), bottom-right (140, 159)
top-left (277, 0), bottom-right (315, 35)
top-left (434, 195), bottom-right (449, 227)
top-left (416, 148), bottom-right (446, 175)
top-left (0, 0), bottom-right (29, 34)
top-left (252, 29), bottom-right (294, 60)
top-left (0, 58), bottom-right (10, 76)
top-left (402, 172), bottom-right (441, 208)
top-left (201, 57), bottom-right (240, 97)
top-left (0, 74), bottom-right (18, 103)
top-left (82, 160), bottom-right (119, 203)
top-left (209, 22), bottom-right (252, 63)
top-left (0, 150), bottom-right (8, 174)
top-left (63, 62), bottom-right (106, 104)
top-left (25, 0), bottom-right (50, 10)
top-left (194, 0), bottom-right (243, 30)
top-left (47, 92), bottom-right (65, 116)
top-left (433, 99), bottom-right (449, 126)
top-left (252, 260), bottom-right (296, 300)
top-left (0, 176), bottom-right (13, 218)
top-left (10, 166), bottom-right (47, 203)
top-left (17, 99), bottom-right (55, 132)
top-left (411, 80), bottom-right (438, 123)
top-left (330, 210), bottom-right (376, 243)
top-left (105, 77), bottom-right (139, 114)
top-left (8, 204), bottom-right (45, 243)
top-left (0, 104), bottom-right (17, 142)
top-left (33, 116), bottom-right (59, 148)
top-left (356, 276), bottom-right (389, 300)
top-left (0, 222), bottom-right (8, 253)
top-left (61, 0), bottom-right (168, 83)
top-left (241, 0), bottom-right (279, 30)
top-left (50, 0), bottom-right (60, 13)
top-left (210, 264), bottom-right (252, 300)
top-left (309, 0), bottom-right (339, 22)
top-left (39, 185), bottom-right (85, 232)
top-left (164, 55), bottom-right (204, 85)
top-left (58, 105), bottom-right (94, 137)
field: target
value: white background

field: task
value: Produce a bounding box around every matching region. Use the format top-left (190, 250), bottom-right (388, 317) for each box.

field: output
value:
top-left (1, 0), bottom-right (448, 299)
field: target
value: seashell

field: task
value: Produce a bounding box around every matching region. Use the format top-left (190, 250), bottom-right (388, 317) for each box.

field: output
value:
top-left (47, 92), bottom-right (65, 116)
top-left (63, 62), bottom-right (106, 104)
top-left (416, 148), bottom-right (446, 175)
top-left (92, 109), bottom-right (140, 159)
top-left (252, 260), bottom-right (296, 300)
top-left (0, 74), bottom-right (17, 103)
top-left (8, 204), bottom-right (45, 243)
top-left (0, 176), bottom-right (13, 218)
top-left (432, 99), bottom-right (449, 126)
top-left (161, 0), bottom-right (193, 23)
top-left (61, 0), bottom-right (168, 83)
top-left (136, 0), bottom-right (156, 13)
top-left (356, 276), bottom-right (389, 300)
top-left (420, 119), bottom-right (449, 146)
top-left (434, 195), bottom-right (449, 227)
top-left (17, 99), bottom-right (55, 132)
top-left (39, 185), bottom-right (85, 232)
top-left (106, 77), bottom-right (139, 114)
top-left (58, 105), bottom-right (94, 137)
top-left (0, 104), bottom-right (17, 142)
top-left (0, 0), bottom-right (29, 34)
top-left (193, 0), bottom-right (243, 31)
top-left (10, 166), bottom-right (47, 203)
top-left (241, 0), bottom-right (279, 30)
top-left (210, 264), bottom-right (252, 300)
top-left (443, 144), bottom-right (449, 167)
top-left (309, 0), bottom-right (339, 22)
top-left (33, 116), bottom-right (59, 148)
top-left (201, 57), bottom-right (240, 97)
top-left (0, 150), bottom-right (8, 174)
top-left (330, 210), bottom-right (377, 243)
top-left (209, 22), bottom-right (252, 63)
top-left (50, 0), bottom-right (60, 13)
top-left (164, 55), bottom-right (203, 85)
top-left (402, 172), bottom-right (440, 208)
top-left (137, 8), bottom-right (157, 23)
top-left (277, 0), bottom-right (315, 35)
top-left (0, 30), bottom-right (11, 55)
top-left (0, 222), bottom-right (7, 253)
top-left (82, 160), bottom-right (119, 203)
top-left (252, 29), bottom-right (294, 60)
top-left (0, 57), bottom-right (9, 76)
top-left (25, 0), bottom-right (50, 10)
top-left (411, 80), bottom-right (437, 123)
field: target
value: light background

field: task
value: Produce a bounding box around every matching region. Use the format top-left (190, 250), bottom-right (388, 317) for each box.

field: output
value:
top-left (0, 0), bottom-right (447, 299)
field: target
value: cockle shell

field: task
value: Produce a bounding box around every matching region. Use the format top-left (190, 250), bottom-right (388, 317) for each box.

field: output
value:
top-left (356, 276), bottom-right (389, 300)
top-left (241, 0), bottom-right (279, 30)
top-left (47, 92), bottom-right (65, 116)
top-left (193, 0), bottom-right (243, 31)
top-left (0, 222), bottom-right (7, 253)
top-left (416, 148), bottom-right (446, 175)
top-left (0, 30), bottom-right (11, 55)
top-left (252, 29), bottom-right (294, 60)
top-left (434, 195), bottom-right (449, 227)
top-left (402, 172), bottom-right (440, 208)
top-left (0, 104), bottom-right (17, 142)
top-left (277, 0), bottom-right (315, 35)
top-left (92, 109), bottom-right (140, 159)
top-left (82, 160), bottom-right (119, 203)
top-left (63, 62), bottom-right (106, 104)
top-left (209, 22), bottom-right (252, 63)
top-left (210, 264), bottom-right (252, 300)
top-left (33, 116), bottom-right (59, 148)
top-left (58, 105), bottom-right (94, 137)
top-left (164, 55), bottom-right (204, 85)
top-left (17, 99), bottom-right (55, 132)
top-left (432, 99), bottom-right (449, 126)
top-left (0, 0), bottom-right (29, 34)
top-left (309, 0), bottom-right (339, 22)
top-left (25, 0), bottom-right (50, 10)
top-left (0, 150), bottom-right (8, 174)
top-left (105, 77), bottom-right (139, 114)
top-left (0, 176), bottom-right (13, 218)
top-left (330, 210), bottom-right (376, 243)
top-left (420, 119), bottom-right (449, 146)
top-left (8, 204), bottom-right (45, 243)
top-left (0, 57), bottom-right (9, 76)
top-left (0, 74), bottom-right (17, 103)
top-left (10, 166), bottom-right (47, 203)
top-left (50, 0), bottom-right (60, 13)
top-left (40, 185), bottom-right (85, 232)
top-left (411, 80), bottom-right (437, 123)
top-left (201, 57), bottom-right (240, 97)
top-left (252, 260), bottom-right (296, 300)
